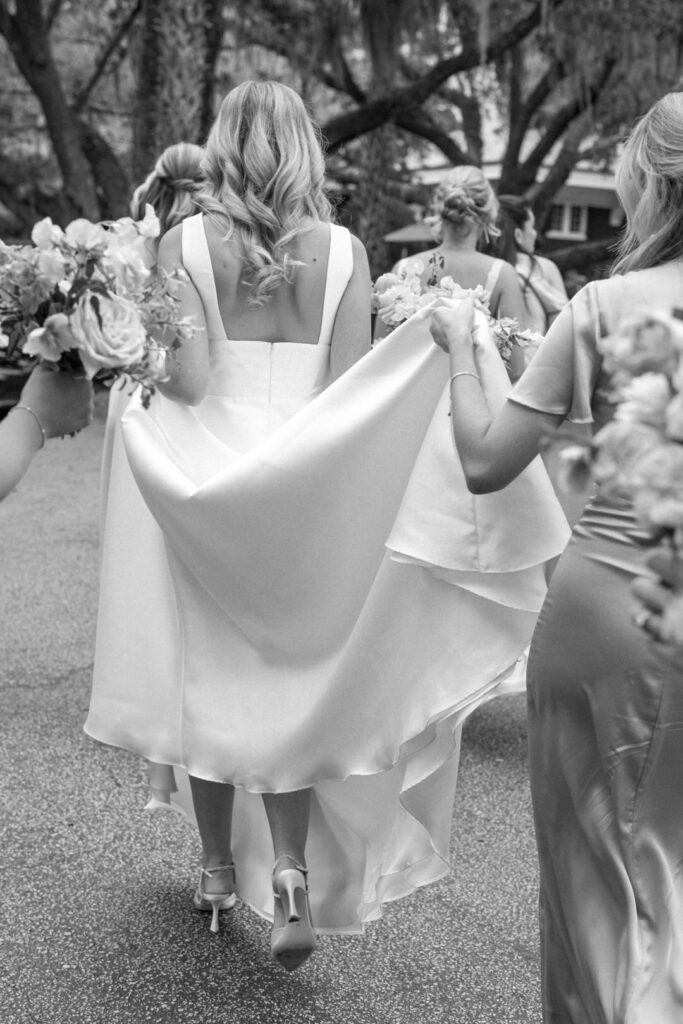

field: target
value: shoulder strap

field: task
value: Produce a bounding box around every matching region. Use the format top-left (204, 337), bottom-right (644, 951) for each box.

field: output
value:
top-left (483, 257), bottom-right (504, 295)
top-left (317, 224), bottom-right (353, 346)
top-left (181, 214), bottom-right (226, 340)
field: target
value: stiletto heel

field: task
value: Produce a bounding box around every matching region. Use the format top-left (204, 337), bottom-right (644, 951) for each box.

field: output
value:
top-left (193, 863), bottom-right (237, 933)
top-left (270, 854), bottom-right (317, 971)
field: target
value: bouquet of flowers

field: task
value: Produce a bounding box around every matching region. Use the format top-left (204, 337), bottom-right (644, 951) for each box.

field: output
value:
top-left (0, 206), bottom-right (195, 407)
top-left (372, 254), bottom-right (543, 368)
top-left (555, 308), bottom-right (683, 640)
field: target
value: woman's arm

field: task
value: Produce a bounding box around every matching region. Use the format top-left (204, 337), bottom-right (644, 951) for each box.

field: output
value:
top-left (491, 262), bottom-right (535, 379)
top-left (155, 226), bottom-right (210, 405)
top-left (431, 299), bottom-right (564, 493)
top-left (0, 365), bottom-right (93, 502)
top-left (330, 234), bottom-right (373, 380)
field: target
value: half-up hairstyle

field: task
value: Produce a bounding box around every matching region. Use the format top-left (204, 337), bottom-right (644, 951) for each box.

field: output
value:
top-left (197, 80), bottom-right (332, 305)
top-left (432, 166), bottom-right (500, 243)
top-left (613, 92), bottom-right (683, 273)
top-left (130, 142), bottom-right (204, 235)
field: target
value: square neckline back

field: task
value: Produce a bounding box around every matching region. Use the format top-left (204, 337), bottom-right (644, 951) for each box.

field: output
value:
top-left (182, 214), bottom-right (350, 348)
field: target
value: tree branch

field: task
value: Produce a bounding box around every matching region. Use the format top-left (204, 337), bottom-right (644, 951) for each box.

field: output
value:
top-left (322, 3), bottom-right (548, 149)
top-left (500, 58), bottom-right (561, 186)
top-left (72, 0), bottom-right (142, 112)
top-left (550, 236), bottom-right (618, 272)
top-left (326, 46), bottom-right (366, 104)
top-left (517, 58), bottom-right (617, 191)
top-left (529, 114), bottom-right (592, 222)
top-left (45, 0), bottom-right (64, 30)
top-left (394, 105), bottom-right (472, 164)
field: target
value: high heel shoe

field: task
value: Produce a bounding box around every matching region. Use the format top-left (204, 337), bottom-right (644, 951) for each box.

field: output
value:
top-left (270, 854), bottom-right (317, 971)
top-left (193, 863), bottom-right (237, 933)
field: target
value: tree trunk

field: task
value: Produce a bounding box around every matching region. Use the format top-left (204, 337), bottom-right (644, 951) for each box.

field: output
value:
top-left (133, 0), bottom-right (225, 181)
top-left (348, 126), bottom-right (396, 278)
top-left (1, 0), bottom-right (101, 220)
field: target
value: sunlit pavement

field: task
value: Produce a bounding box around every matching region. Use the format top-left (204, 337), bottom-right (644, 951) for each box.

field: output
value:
top-left (0, 391), bottom-right (543, 1024)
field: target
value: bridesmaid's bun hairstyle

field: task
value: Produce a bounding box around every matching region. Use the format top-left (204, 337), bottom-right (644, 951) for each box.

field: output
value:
top-left (130, 142), bottom-right (204, 235)
top-left (198, 80), bottom-right (332, 305)
top-left (432, 166), bottom-right (500, 243)
top-left (614, 91), bottom-right (683, 273)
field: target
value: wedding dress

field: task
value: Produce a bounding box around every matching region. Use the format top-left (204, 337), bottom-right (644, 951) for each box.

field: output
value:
top-left (86, 213), bottom-right (569, 933)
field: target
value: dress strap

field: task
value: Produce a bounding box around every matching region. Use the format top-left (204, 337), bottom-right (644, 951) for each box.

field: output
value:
top-left (181, 213), bottom-right (227, 341)
top-left (483, 257), bottom-right (504, 295)
top-left (317, 225), bottom-right (353, 346)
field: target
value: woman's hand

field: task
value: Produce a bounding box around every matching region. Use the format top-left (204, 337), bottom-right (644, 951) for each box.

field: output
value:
top-left (20, 364), bottom-right (94, 439)
top-left (430, 296), bottom-right (475, 354)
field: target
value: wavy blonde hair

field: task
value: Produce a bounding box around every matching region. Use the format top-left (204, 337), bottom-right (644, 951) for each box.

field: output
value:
top-left (130, 142), bottom-right (204, 235)
top-left (614, 92), bottom-right (683, 273)
top-left (431, 166), bottom-right (500, 243)
top-left (197, 80), bottom-right (332, 304)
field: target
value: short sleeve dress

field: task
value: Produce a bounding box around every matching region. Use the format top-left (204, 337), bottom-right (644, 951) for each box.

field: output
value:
top-left (509, 262), bottom-right (683, 1023)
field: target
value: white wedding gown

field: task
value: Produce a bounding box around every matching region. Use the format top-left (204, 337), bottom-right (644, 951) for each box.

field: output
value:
top-left (86, 213), bottom-right (569, 933)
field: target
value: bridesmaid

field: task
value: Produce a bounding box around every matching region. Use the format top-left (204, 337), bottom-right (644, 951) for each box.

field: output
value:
top-left (431, 91), bottom-right (683, 1023)
top-left (376, 167), bottom-right (527, 346)
top-left (495, 195), bottom-right (568, 336)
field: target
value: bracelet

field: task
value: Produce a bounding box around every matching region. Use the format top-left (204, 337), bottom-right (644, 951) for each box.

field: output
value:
top-left (449, 371), bottom-right (480, 386)
top-left (12, 405), bottom-right (47, 448)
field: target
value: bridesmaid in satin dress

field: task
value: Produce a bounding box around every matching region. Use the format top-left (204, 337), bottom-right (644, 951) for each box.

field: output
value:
top-left (431, 91), bottom-right (683, 1023)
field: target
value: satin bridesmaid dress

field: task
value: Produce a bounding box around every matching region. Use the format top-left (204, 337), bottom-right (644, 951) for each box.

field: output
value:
top-left (509, 262), bottom-right (683, 1023)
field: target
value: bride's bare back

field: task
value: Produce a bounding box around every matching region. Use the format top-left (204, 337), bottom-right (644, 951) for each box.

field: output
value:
top-left (203, 217), bottom-right (341, 345)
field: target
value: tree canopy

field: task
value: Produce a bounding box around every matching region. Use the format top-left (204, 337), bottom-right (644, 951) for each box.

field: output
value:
top-left (1, 0), bottom-right (682, 272)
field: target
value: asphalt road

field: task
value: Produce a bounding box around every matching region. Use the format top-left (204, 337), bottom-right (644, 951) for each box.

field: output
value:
top-left (0, 392), bottom-right (545, 1024)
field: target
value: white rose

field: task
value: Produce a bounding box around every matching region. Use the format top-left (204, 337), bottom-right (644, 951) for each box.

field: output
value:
top-left (599, 311), bottom-right (683, 377)
top-left (69, 292), bottom-right (146, 378)
top-left (665, 394), bottom-right (683, 441)
top-left (136, 204), bottom-right (160, 238)
top-left (615, 372), bottom-right (671, 428)
top-left (31, 217), bottom-right (64, 249)
top-left (104, 246), bottom-right (151, 295)
top-left (65, 218), bottom-right (107, 252)
top-left (107, 217), bottom-right (139, 249)
top-left (36, 248), bottom-right (67, 287)
top-left (23, 312), bottom-right (75, 362)
top-left (373, 272), bottom-right (402, 295)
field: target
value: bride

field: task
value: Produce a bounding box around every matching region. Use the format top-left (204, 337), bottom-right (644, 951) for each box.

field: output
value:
top-left (86, 79), bottom-right (569, 971)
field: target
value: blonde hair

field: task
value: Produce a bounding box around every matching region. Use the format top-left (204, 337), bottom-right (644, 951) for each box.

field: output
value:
top-left (197, 80), bottom-right (332, 304)
top-left (432, 166), bottom-right (500, 243)
top-left (614, 92), bottom-right (683, 273)
top-left (130, 142), bottom-right (204, 235)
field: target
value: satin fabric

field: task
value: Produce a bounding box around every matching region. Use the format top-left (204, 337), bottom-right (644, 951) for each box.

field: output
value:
top-left (528, 501), bottom-right (683, 1024)
top-left (510, 260), bottom-right (683, 1022)
top-left (86, 215), bottom-right (568, 932)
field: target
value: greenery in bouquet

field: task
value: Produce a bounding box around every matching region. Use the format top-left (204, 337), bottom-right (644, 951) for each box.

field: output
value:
top-left (0, 206), bottom-right (195, 408)
top-left (371, 253), bottom-right (543, 369)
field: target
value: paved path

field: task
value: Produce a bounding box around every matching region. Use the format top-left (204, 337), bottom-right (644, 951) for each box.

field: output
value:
top-left (0, 393), bottom-right (544, 1024)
